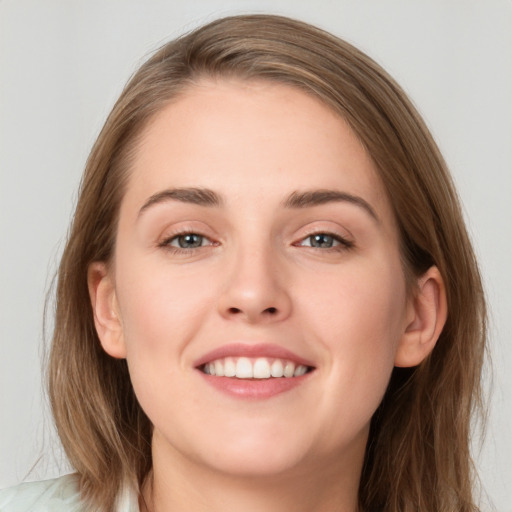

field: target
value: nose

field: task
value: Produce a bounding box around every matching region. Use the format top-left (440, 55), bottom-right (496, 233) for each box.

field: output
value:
top-left (217, 244), bottom-right (292, 324)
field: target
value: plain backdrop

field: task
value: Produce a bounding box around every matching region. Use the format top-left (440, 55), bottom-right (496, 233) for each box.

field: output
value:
top-left (1, 1), bottom-right (511, 510)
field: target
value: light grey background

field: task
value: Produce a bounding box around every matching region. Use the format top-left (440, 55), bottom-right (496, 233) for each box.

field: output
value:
top-left (1, 1), bottom-right (511, 510)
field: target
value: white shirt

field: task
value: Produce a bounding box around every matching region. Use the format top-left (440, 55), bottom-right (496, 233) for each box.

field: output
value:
top-left (0, 474), bottom-right (140, 512)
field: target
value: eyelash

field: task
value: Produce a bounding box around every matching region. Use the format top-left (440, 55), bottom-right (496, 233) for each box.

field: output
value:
top-left (294, 231), bottom-right (354, 251)
top-left (158, 231), bottom-right (217, 254)
top-left (158, 230), bottom-right (354, 254)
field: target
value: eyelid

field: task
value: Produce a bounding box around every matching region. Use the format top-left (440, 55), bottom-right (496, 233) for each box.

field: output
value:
top-left (156, 222), bottom-right (354, 252)
top-left (299, 234), bottom-right (345, 247)
top-left (293, 223), bottom-right (355, 246)
top-left (167, 233), bottom-right (212, 248)
top-left (157, 225), bottom-right (219, 251)
top-left (296, 231), bottom-right (354, 249)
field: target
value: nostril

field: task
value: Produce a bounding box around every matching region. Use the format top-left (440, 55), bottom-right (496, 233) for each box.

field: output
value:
top-left (225, 306), bottom-right (279, 317)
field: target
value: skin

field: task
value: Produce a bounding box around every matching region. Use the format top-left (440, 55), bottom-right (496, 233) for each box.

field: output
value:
top-left (89, 79), bottom-right (447, 512)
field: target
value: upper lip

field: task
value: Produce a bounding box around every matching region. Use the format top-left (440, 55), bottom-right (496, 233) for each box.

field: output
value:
top-left (193, 343), bottom-right (315, 369)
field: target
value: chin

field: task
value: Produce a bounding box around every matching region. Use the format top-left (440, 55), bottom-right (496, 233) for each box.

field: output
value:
top-left (201, 442), bottom-right (310, 478)
top-left (172, 419), bottom-right (317, 478)
top-left (191, 416), bottom-right (369, 480)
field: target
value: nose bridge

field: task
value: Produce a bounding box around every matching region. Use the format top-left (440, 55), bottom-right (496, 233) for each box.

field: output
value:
top-left (218, 234), bottom-right (291, 323)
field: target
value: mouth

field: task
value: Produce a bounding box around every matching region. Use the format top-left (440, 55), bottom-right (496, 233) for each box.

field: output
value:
top-left (194, 344), bottom-right (315, 399)
top-left (200, 356), bottom-right (313, 379)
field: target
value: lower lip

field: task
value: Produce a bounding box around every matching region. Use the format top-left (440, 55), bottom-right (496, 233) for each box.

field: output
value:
top-left (198, 372), bottom-right (312, 399)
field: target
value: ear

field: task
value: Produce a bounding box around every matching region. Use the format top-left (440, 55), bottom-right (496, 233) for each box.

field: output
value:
top-left (395, 266), bottom-right (447, 368)
top-left (87, 261), bottom-right (126, 359)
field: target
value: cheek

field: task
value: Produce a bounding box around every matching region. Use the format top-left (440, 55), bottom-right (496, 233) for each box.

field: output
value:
top-left (115, 259), bottom-right (216, 360)
top-left (114, 261), bottom-right (218, 423)
top-left (301, 257), bottom-right (406, 342)
top-left (297, 258), bottom-right (407, 410)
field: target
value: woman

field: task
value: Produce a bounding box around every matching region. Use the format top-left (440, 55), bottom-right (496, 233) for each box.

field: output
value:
top-left (0, 14), bottom-right (486, 512)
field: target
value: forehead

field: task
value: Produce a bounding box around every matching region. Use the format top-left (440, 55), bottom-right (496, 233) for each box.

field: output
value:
top-left (122, 78), bottom-right (393, 221)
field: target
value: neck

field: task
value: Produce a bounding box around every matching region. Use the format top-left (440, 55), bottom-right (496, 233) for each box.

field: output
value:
top-left (141, 438), bottom-right (364, 512)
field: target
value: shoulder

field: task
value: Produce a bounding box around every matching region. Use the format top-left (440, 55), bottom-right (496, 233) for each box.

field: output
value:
top-left (0, 475), bottom-right (83, 512)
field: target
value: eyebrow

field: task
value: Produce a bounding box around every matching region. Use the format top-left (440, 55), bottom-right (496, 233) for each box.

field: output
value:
top-left (138, 186), bottom-right (378, 222)
top-left (138, 187), bottom-right (223, 217)
top-left (283, 189), bottom-right (379, 222)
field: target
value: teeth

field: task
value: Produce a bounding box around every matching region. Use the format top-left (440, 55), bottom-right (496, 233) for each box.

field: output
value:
top-left (236, 357), bottom-right (253, 378)
top-left (283, 361), bottom-right (295, 378)
top-left (224, 357), bottom-right (236, 377)
top-left (202, 357), bottom-right (310, 379)
top-left (253, 358), bottom-right (271, 379)
top-left (294, 365), bottom-right (308, 377)
top-left (214, 360), bottom-right (224, 377)
top-left (270, 360), bottom-right (284, 378)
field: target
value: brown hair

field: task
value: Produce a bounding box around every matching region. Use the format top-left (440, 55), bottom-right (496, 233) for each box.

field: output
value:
top-left (48, 14), bottom-right (486, 512)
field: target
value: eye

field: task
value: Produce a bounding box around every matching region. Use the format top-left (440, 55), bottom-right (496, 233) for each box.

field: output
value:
top-left (162, 232), bottom-right (212, 250)
top-left (302, 233), bottom-right (337, 248)
top-left (297, 232), bottom-right (353, 250)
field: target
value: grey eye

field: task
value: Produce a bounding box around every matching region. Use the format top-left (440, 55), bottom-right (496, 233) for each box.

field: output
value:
top-left (306, 234), bottom-right (336, 248)
top-left (173, 233), bottom-right (205, 248)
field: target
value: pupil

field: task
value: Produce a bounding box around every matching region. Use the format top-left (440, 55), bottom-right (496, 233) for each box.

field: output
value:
top-left (178, 234), bottom-right (202, 248)
top-left (311, 234), bottom-right (333, 248)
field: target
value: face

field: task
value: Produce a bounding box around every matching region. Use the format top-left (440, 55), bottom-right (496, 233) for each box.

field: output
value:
top-left (92, 79), bottom-right (420, 480)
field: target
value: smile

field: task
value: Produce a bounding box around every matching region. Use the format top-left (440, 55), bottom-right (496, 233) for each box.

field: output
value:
top-left (201, 357), bottom-right (311, 379)
top-left (195, 344), bottom-right (315, 399)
